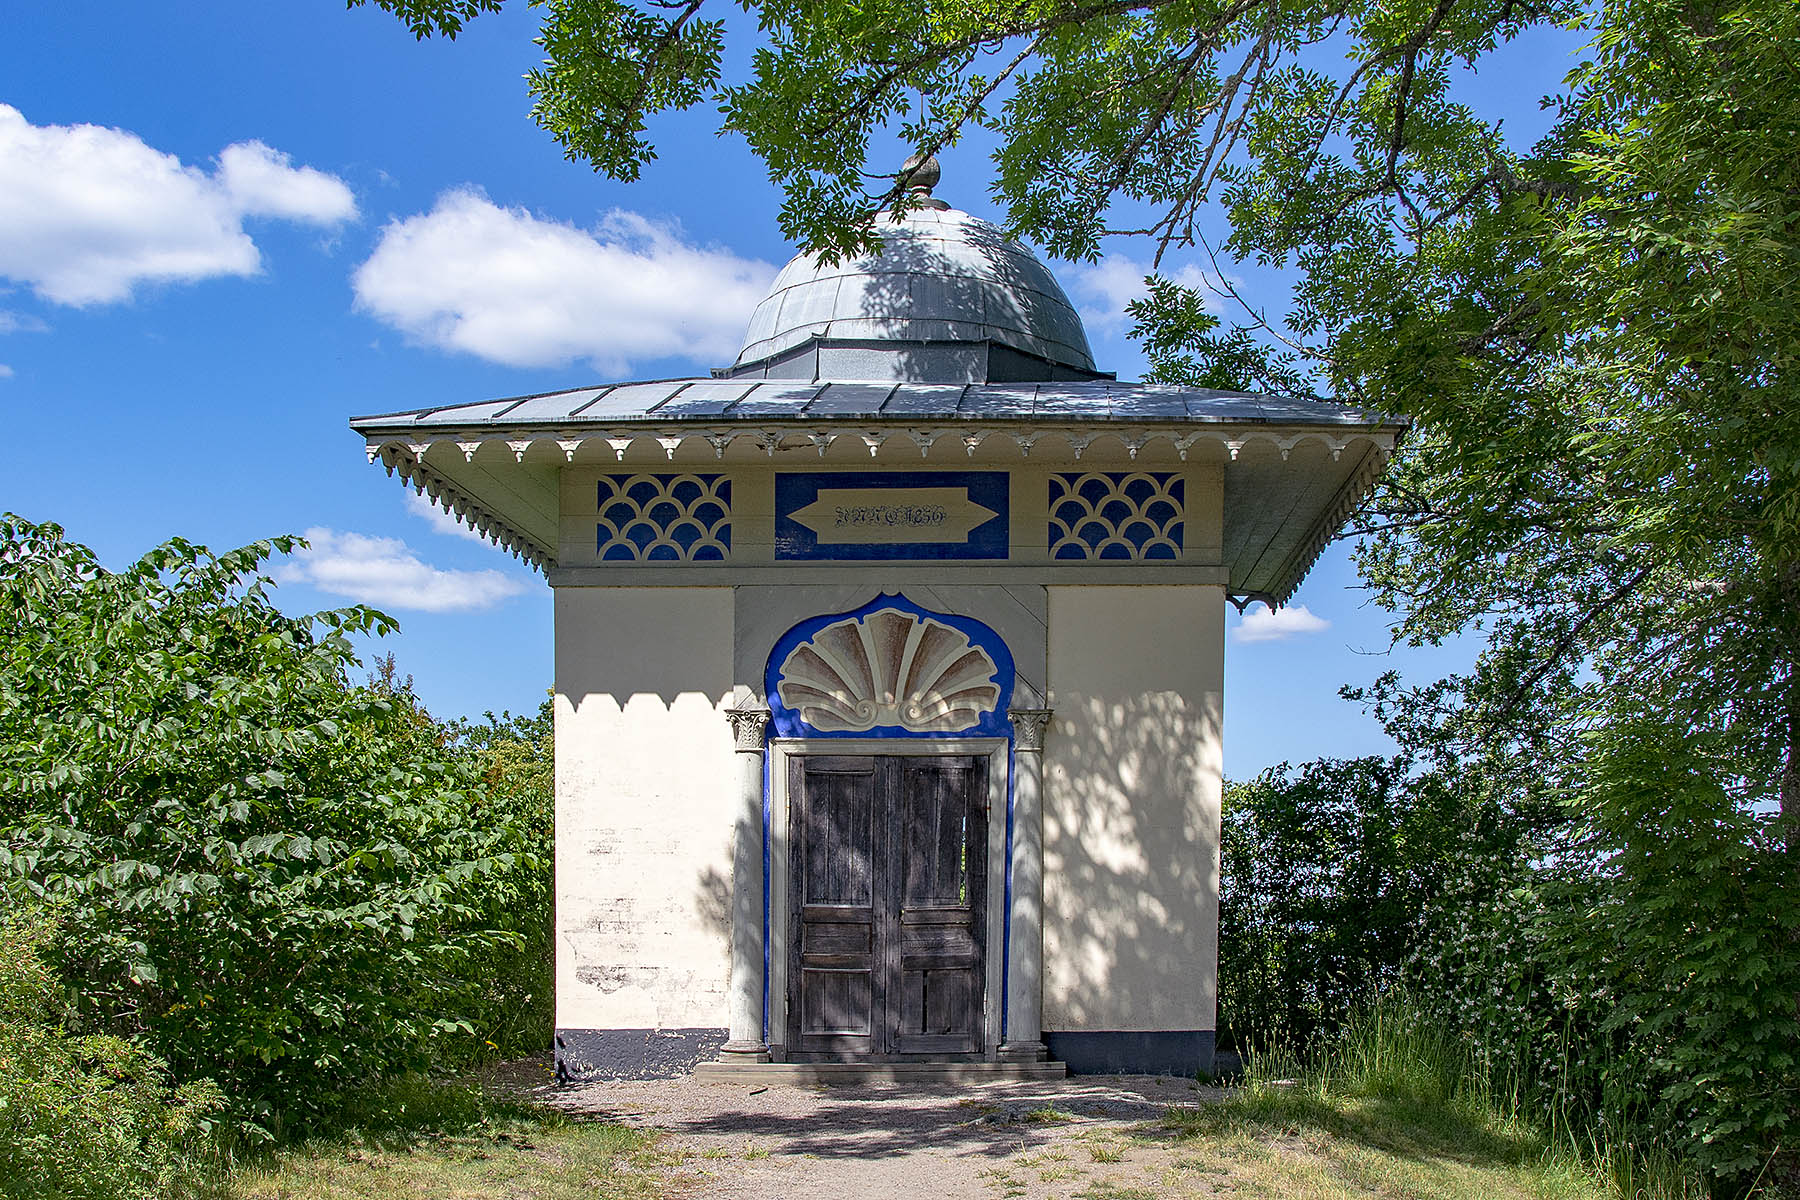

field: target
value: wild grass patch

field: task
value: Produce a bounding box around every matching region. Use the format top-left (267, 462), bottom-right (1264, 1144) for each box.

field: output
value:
top-left (229, 1108), bottom-right (666, 1200)
top-left (1179, 999), bottom-right (1706, 1200)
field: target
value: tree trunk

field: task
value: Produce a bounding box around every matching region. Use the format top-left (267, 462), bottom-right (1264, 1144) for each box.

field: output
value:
top-left (1782, 558), bottom-right (1800, 855)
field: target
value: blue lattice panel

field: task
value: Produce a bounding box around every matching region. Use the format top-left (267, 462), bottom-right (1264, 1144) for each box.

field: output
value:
top-left (597, 474), bottom-right (732, 561)
top-left (1048, 472), bottom-right (1184, 560)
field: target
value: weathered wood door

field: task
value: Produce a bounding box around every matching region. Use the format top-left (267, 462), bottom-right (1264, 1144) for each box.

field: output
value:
top-left (788, 754), bottom-right (988, 1060)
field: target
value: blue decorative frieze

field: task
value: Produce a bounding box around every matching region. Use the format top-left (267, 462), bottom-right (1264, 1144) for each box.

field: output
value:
top-left (597, 473), bottom-right (731, 561)
top-left (775, 471), bottom-right (1009, 561)
top-left (1048, 472), bottom-right (1184, 561)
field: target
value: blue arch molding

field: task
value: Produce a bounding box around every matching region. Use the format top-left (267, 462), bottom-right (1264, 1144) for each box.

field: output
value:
top-left (764, 593), bottom-right (1016, 740)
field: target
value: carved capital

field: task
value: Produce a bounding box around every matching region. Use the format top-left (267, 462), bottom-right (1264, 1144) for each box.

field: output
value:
top-left (724, 701), bottom-right (771, 753)
top-left (1008, 708), bottom-right (1053, 752)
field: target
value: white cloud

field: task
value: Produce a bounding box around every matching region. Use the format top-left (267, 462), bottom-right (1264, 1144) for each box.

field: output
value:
top-left (0, 364), bottom-right (13, 379)
top-left (405, 490), bottom-right (490, 542)
top-left (0, 105), bottom-right (356, 306)
top-left (0, 310), bottom-right (48, 335)
top-left (1233, 602), bottom-right (1330, 643)
top-left (215, 141), bottom-right (358, 225)
top-left (352, 188), bottom-right (777, 373)
top-left (276, 527), bottom-right (527, 613)
top-left (1066, 254), bottom-right (1230, 337)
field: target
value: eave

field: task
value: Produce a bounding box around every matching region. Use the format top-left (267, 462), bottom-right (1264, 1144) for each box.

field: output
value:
top-left (352, 379), bottom-right (1406, 605)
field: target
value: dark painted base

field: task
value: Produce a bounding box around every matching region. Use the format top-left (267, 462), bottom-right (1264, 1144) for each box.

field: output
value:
top-left (1044, 1030), bottom-right (1216, 1078)
top-left (554, 1028), bottom-right (728, 1082)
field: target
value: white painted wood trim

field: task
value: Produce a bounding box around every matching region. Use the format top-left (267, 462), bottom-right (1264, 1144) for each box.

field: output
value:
top-left (549, 564), bottom-right (1230, 587)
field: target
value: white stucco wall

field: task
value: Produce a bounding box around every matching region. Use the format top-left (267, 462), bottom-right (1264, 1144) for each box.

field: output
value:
top-left (554, 587), bottom-right (737, 1032)
top-left (1041, 585), bottom-right (1224, 1032)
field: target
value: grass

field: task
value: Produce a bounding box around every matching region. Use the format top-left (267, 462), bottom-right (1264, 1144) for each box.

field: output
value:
top-left (1157, 1086), bottom-right (1589, 1200)
top-left (1075, 1186), bottom-right (1157, 1200)
top-left (228, 1004), bottom-right (1717, 1200)
top-left (1144, 998), bottom-right (1707, 1200)
top-left (229, 1097), bottom-right (669, 1200)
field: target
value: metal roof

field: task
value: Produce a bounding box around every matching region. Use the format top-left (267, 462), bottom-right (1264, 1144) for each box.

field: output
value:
top-left (351, 378), bottom-right (1390, 430)
top-left (730, 207), bottom-right (1097, 378)
top-left (349, 166), bottom-right (1402, 604)
top-left (351, 378), bottom-right (1403, 606)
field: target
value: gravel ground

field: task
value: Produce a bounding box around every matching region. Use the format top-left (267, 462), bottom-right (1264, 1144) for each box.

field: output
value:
top-left (497, 1064), bottom-right (1228, 1199)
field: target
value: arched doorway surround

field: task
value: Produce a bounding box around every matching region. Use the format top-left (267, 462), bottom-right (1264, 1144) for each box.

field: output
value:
top-left (761, 594), bottom-right (1039, 1061)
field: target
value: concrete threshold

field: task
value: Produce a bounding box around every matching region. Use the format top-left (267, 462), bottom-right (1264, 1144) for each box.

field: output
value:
top-left (691, 1060), bottom-right (1069, 1085)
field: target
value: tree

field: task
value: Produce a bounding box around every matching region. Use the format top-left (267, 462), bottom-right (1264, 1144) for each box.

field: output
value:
top-left (1218, 754), bottom-right (1533, 1049)
top-left (356, 0), bottom-right (1799, 1180)
top-left (0, 516), bottom-right (540, 1135)
top-left (347, 0), bottom-right (1798, 815)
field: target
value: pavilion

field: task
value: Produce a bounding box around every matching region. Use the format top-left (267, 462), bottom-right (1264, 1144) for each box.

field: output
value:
top-left (350, 160), bottom-right (1401, 1080)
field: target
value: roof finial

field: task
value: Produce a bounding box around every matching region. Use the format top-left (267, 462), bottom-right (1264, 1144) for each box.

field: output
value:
top-left (899, 152), bottom-right (950, 210)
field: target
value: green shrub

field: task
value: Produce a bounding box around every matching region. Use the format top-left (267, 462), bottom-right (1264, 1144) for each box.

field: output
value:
top-left (0, 905), bottom-right (225, 1200)
top-left (1218, 755), bottom-right (1525, 1049)
top-left (442, 698), bottom-right (554, 1064)
top-left (0, 517), bottom-right (544, 1137)
top-left (1414, 719), bottom-right (1800, 1187)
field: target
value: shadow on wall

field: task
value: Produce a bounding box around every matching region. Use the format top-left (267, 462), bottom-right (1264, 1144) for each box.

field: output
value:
top-left (696, 865), bottom-right (730, 939)
top-left (1044, 689), bottom-right (1219, 1031)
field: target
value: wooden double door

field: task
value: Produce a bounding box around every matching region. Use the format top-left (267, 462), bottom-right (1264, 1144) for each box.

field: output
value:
top-left (787, 754), bottom-right (989, 1060)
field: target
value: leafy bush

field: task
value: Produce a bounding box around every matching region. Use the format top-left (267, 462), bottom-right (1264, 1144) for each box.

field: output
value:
top-left (0, 905), bottom-right (225, 1200)
top-left (1218, 755), bottom-right (1525, 1048)
top-left (0, 517), bottom-right (543, 1136)
top-left (1413, 720), bottom-right (1800, 1186)
top-left (441, 697), bottom-right (554, 1064)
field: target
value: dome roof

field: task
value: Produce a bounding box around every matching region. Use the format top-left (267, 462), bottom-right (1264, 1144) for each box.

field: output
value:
top-left (729, 205), bottom-right (1099, 382)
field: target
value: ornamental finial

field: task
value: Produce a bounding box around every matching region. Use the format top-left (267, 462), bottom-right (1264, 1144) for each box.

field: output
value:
top-left (899, 153), bottom-right (950, 210)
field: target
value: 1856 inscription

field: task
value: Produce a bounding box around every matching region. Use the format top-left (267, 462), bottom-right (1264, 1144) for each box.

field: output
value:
top-left (775, 472), bottom-right (1009, 561)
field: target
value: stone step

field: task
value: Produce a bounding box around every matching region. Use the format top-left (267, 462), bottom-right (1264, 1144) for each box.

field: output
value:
top-left (691, 1060), bottom-right (1069, 1085)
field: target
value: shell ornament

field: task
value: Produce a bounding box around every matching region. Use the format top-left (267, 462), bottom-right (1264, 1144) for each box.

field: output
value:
top-left (775, 607), bottom-right (1002, 734)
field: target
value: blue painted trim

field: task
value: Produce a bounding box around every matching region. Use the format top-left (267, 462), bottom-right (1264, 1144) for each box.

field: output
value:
top-left (761, 746), bottom-right (771, 1045)
top-left (765, 592), bottom-right (1016, 740)
top-left (774, 470), bottom-right (1009, 560)
top-left (1047, 471), bottom-right (1184, 560)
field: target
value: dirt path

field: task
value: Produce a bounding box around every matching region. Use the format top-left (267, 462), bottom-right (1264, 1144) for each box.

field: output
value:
top-left (536, 1073), bottom-right (1226, 1199)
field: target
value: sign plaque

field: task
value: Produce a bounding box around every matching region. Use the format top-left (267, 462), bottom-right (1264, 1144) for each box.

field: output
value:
top-left (775, 471), bottom-right (1009, 560)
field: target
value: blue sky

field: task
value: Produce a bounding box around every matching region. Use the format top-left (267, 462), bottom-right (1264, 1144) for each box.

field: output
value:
top-left (1, 1), bottom-right (1576, 776)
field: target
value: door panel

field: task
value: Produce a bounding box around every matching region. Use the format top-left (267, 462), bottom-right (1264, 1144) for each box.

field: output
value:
top-left (790, 757), bottom-right (880, 1056)
top-left (892, 757), bottom-right (986, 1055)
top-left (789, 753), bottom-right (988, 1060)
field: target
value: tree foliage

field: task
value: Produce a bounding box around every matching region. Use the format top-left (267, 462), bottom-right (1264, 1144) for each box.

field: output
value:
top-left (441, 696), bottom-right (556, 1062)
top-left (0, 905), bottom-right (225, 1200)
top-left (1413, 717), bottom-right (1800, 1181)
top-left (1218, 754), bottom-right (1530, 1049)
top-left (352, 0), bottom-right (1800, 809)
top-left (0, 517), bottom-right (543, 1136)
top-left (356, 0), bottom-right (1799, 1182)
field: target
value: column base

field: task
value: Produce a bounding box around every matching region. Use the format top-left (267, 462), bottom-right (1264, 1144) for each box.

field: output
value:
top-left (717, 1040), bottom-right (772, 1064)
top-left (997, 1040), bottom-right (1048, 1063)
